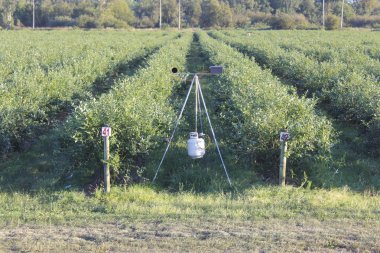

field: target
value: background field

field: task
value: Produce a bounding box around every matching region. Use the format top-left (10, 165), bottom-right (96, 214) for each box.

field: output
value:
top-left (0, 29), bottom-right (379, 252)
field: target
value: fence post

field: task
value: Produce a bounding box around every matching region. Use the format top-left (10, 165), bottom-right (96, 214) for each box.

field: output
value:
top-left (279, 130), bottom-right (289, 186)
top-left (101, 125), bottom-right (111, 193)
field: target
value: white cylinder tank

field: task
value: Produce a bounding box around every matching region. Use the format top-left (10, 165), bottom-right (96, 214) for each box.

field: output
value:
top-left (187, 132), bottom-right (205, 159)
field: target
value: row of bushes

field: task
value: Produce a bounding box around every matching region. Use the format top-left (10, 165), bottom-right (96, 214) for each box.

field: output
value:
top-left (46, 14), bottom-right (380, 30)
top-left (274, 36), bottom-right (380, 81)
top-left (210, 31), bottom-right (379, 156)
top-left (0, 32), bottom-right (173, 157)
top-left (66, 33), bottom-right (192, 183)
top-left (349, 15), bottom-right (380, 28)
top-left (256, 29), bottom-right (380, 64)
top-left (0, 31), bottom-right (106, 85)
top-left (198, 31), bottom-right (334, 180)
top-left (268, 14), bottom-right (377, 30)
top-left (46, 14), bottom-right (132, 29)
top-left (250, 12), bottom-right (380, 30)
top-left (318, 14), bottom-right (380, 30)
top-left (250, 13), bottom-right (338, 30)
top-left (213, 30), bottom-right (380, 122)
top-left (270, 13), bottom-right (312, 30)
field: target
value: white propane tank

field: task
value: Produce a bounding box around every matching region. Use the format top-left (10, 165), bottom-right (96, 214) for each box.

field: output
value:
top-left (187, 132), bottom-right (205, 159)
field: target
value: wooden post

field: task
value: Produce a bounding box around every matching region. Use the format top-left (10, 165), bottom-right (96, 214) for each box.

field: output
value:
top-left (102, 125), bottom-right (111, 193)
top-left (279, 130), bottom-right (289, 186)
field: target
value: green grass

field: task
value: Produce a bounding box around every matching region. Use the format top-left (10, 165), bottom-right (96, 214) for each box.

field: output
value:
top-left (0, 185), bottom-right (379, 252)
top-left (1, 185), bottom-right (379, 226)
top-left (306, 120), bottom-right (380, 191)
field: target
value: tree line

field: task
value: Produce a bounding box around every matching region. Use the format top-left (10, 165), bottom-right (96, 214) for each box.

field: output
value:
top-left (0, 0), bottom-right (379, 29)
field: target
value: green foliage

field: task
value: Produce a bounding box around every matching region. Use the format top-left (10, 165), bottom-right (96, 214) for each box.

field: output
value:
top-left (328, 74), bottom-right (380, 122)
top-left (99, 0), bottom-right (135, 28)
top-left (162, 0), bottom-right (179, 26)
top-left (0, 31), bottom-right (174, 157)
top-left (0, 30), bottom-right (379, 193)
top-left (367, 117), bottom-right (380, 157)
top-left (213, 30), bottom-right (380, 118)
top-left (200, 0), bottom-right (221, 27)
top-left (77, 14), bottom-right (97, 28)
top-left (218, 2), bottom-right (234, 27)
top-left (299, 0), bottom-right (318, 22)
top-left (325, 15), bottom-right (340, 30)
top-left (333, 3), bottom-right (356, 22)
top-left (199, 31), bottom-right (334, 179)
top-left (353, 0), bottom-right (379, 15)
top-left (48, 15), bottom-right (77, 27)
top-left (271, 13), bottom-right (296, 29)
top-left (251, 12), bottom-right (272, 25)
top-left (210, 30), bottom-right (380, 155)
top-left (182, 0), bottom-right (202, 27)
top-left (349, 15), bottom-right (380, 27)
top-left (67, 33), bottom-right (192, 183)
top-left (99, 14), bottom-right (128, 28)
top-left (1, 0), bottom-right (380, 29)
top-left (269, 0), bottom-right (302, 14)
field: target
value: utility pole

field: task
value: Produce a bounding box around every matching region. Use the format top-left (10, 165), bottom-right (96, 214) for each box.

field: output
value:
top-left (159, 0), bottom-right (162, 29)
top-left (322, 0), bottom-right (325, 29)
top-left (341, 0), bottom-right (344, 29)
top-left (178, 0), bottom-right (181, 30)
top-left (32, 0), bottom-right (35, 29)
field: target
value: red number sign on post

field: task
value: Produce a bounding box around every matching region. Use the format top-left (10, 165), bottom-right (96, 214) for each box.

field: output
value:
top-left (101, 127), bottom-right (111, 137)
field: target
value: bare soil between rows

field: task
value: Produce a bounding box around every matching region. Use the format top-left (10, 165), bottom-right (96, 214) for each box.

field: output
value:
top-left (0, 218), bottom-right (379, 252)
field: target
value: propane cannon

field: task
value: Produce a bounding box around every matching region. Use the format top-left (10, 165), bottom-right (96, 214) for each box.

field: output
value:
top-left (152, 66), bottom-right (232, 186)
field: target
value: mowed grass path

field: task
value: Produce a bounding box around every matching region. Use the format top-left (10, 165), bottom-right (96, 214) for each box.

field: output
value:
top-left (0, 185), bottom-right (379, 252)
